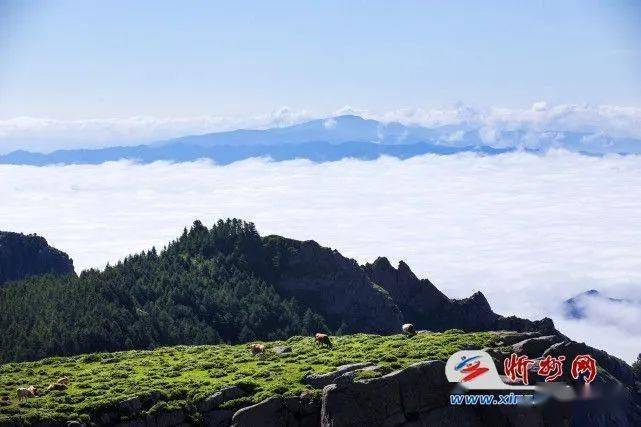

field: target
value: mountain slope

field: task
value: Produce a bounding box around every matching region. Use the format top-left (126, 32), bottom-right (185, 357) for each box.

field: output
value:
top-left (0, 219), bottom-right (552, 362)
top-left (0, 231), bottom-right (74, 286)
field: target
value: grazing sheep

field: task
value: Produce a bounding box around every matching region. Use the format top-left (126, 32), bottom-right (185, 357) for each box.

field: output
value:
top-left (0, 395), bottom-right (10, 405)
top-left (47, 382), bottom-right (68, 392)
top-left (402, 323), bottom-right (416, 336)
top-left (16, 387), bottom-right (35, 402)
top-left (56, 377), bottom-right (70, 386)
top-left (314, 333), bottom-right (332, 348)
top-left (250, 343), bottom-right (266, 356)
top-left (26, 385), bottom-right (38, 396)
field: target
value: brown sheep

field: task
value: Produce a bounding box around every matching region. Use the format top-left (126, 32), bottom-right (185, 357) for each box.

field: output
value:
top-left (250, 343), bottom-right (266, 356)
top-left (314, 333), bottom-right (332, 348)
top-left (16, 387), bottom-right (36, 402)
top-left (402, 323), bottom-right (416, 336)
top-left (0, 395), bottom-right (10, 406)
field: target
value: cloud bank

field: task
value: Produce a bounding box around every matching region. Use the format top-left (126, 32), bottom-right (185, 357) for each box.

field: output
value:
top-left (2, 103), bottom-right (641, 153)
top-left (1, 151), bottom-right (640, 362)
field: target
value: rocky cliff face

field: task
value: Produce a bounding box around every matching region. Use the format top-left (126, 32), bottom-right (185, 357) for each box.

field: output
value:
top-left (0, 231), bottom-right (74, 286)
top-left (261, 236), bottom-right (554, 336)
top-left (363, 257), bottom-right (450, 322)
top-left (263, 237), bottom-right (403, 334)
top-left (364, 257), bottom-right (556, 334)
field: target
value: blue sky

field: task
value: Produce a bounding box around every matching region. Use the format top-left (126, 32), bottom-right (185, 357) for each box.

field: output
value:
top-left (1, 0), bottom-right (640, 120)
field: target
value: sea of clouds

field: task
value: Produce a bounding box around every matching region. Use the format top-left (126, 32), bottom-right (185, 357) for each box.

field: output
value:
top-left (1, 151), bottom-right (640, 362)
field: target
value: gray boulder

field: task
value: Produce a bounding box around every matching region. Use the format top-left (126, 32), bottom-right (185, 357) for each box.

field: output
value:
top-left (512, 335), bottom-right (563, 357)
top-left (230, 393), bottom-right (321, 427)
top-left (231, 396), bottom-right (286, 427)
top-left (395, 361), bottom-right (451, 415)
top-left (303, 362), bottom-right (374, 388)
top-left (198, 386), bottom-right (247, 413)
top-left (321, 361), bottom-right (450, 426)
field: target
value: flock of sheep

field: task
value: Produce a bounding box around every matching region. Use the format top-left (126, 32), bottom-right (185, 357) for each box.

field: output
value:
top-left (2, 324), bottom-right (417, 404)
top-left (4, 377), bottom-right (71, 404)
top-left (249, 324), bottom-right (416, 356)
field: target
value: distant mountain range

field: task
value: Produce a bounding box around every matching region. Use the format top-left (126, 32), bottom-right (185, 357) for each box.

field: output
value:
top-left (563, 289), bottom-right (636, 319)
top-left (1, 115), bottom-right (640, 166)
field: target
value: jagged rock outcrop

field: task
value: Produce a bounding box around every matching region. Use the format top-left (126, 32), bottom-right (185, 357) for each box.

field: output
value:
top-left (0, 231), bottom-right (74, 286)
top-left (364, 258), bottom-right (451, 322)
top-left (262, 236), bottom-right (554, 336)
top-left (363, 257), bottom-right (556, 334)
top-left (264, 237), bottom-right (403, 334)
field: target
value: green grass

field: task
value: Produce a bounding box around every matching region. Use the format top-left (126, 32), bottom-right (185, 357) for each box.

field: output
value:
top-left (0, 331), bottom-right (497, 424)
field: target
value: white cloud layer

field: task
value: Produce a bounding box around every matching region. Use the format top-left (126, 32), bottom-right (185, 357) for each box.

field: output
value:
top-left (1, 151), bottom-right (640, 362)
top-left (2, 103), bottom-right (641, 153)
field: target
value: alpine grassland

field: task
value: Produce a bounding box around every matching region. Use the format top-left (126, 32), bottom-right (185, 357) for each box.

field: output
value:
top-left (0, 331), bottom-right (495, 424)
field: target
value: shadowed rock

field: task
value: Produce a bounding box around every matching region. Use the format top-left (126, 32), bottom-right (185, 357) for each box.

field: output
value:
top-left (543, 341), bottom-right (635, 386)
top-left (303, 362), bottom-right (375, 389)
top-left (198, 386), bottom-right (247, 413)
top-left (231, 394), bottom-right (320, 427)
top-left (512, 335), bottom-right (564, 357)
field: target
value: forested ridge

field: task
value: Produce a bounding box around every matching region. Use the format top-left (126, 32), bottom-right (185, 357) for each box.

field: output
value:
top-left (0, 220), bottom-right (328, 362)
top-left (0, 219), bottom-right (554, 363)
top-left (0, 231), bottom-right (74, 286)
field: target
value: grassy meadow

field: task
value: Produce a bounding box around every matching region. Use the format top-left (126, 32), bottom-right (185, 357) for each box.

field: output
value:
top-left (0, 331), bottom-right (496, 424)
